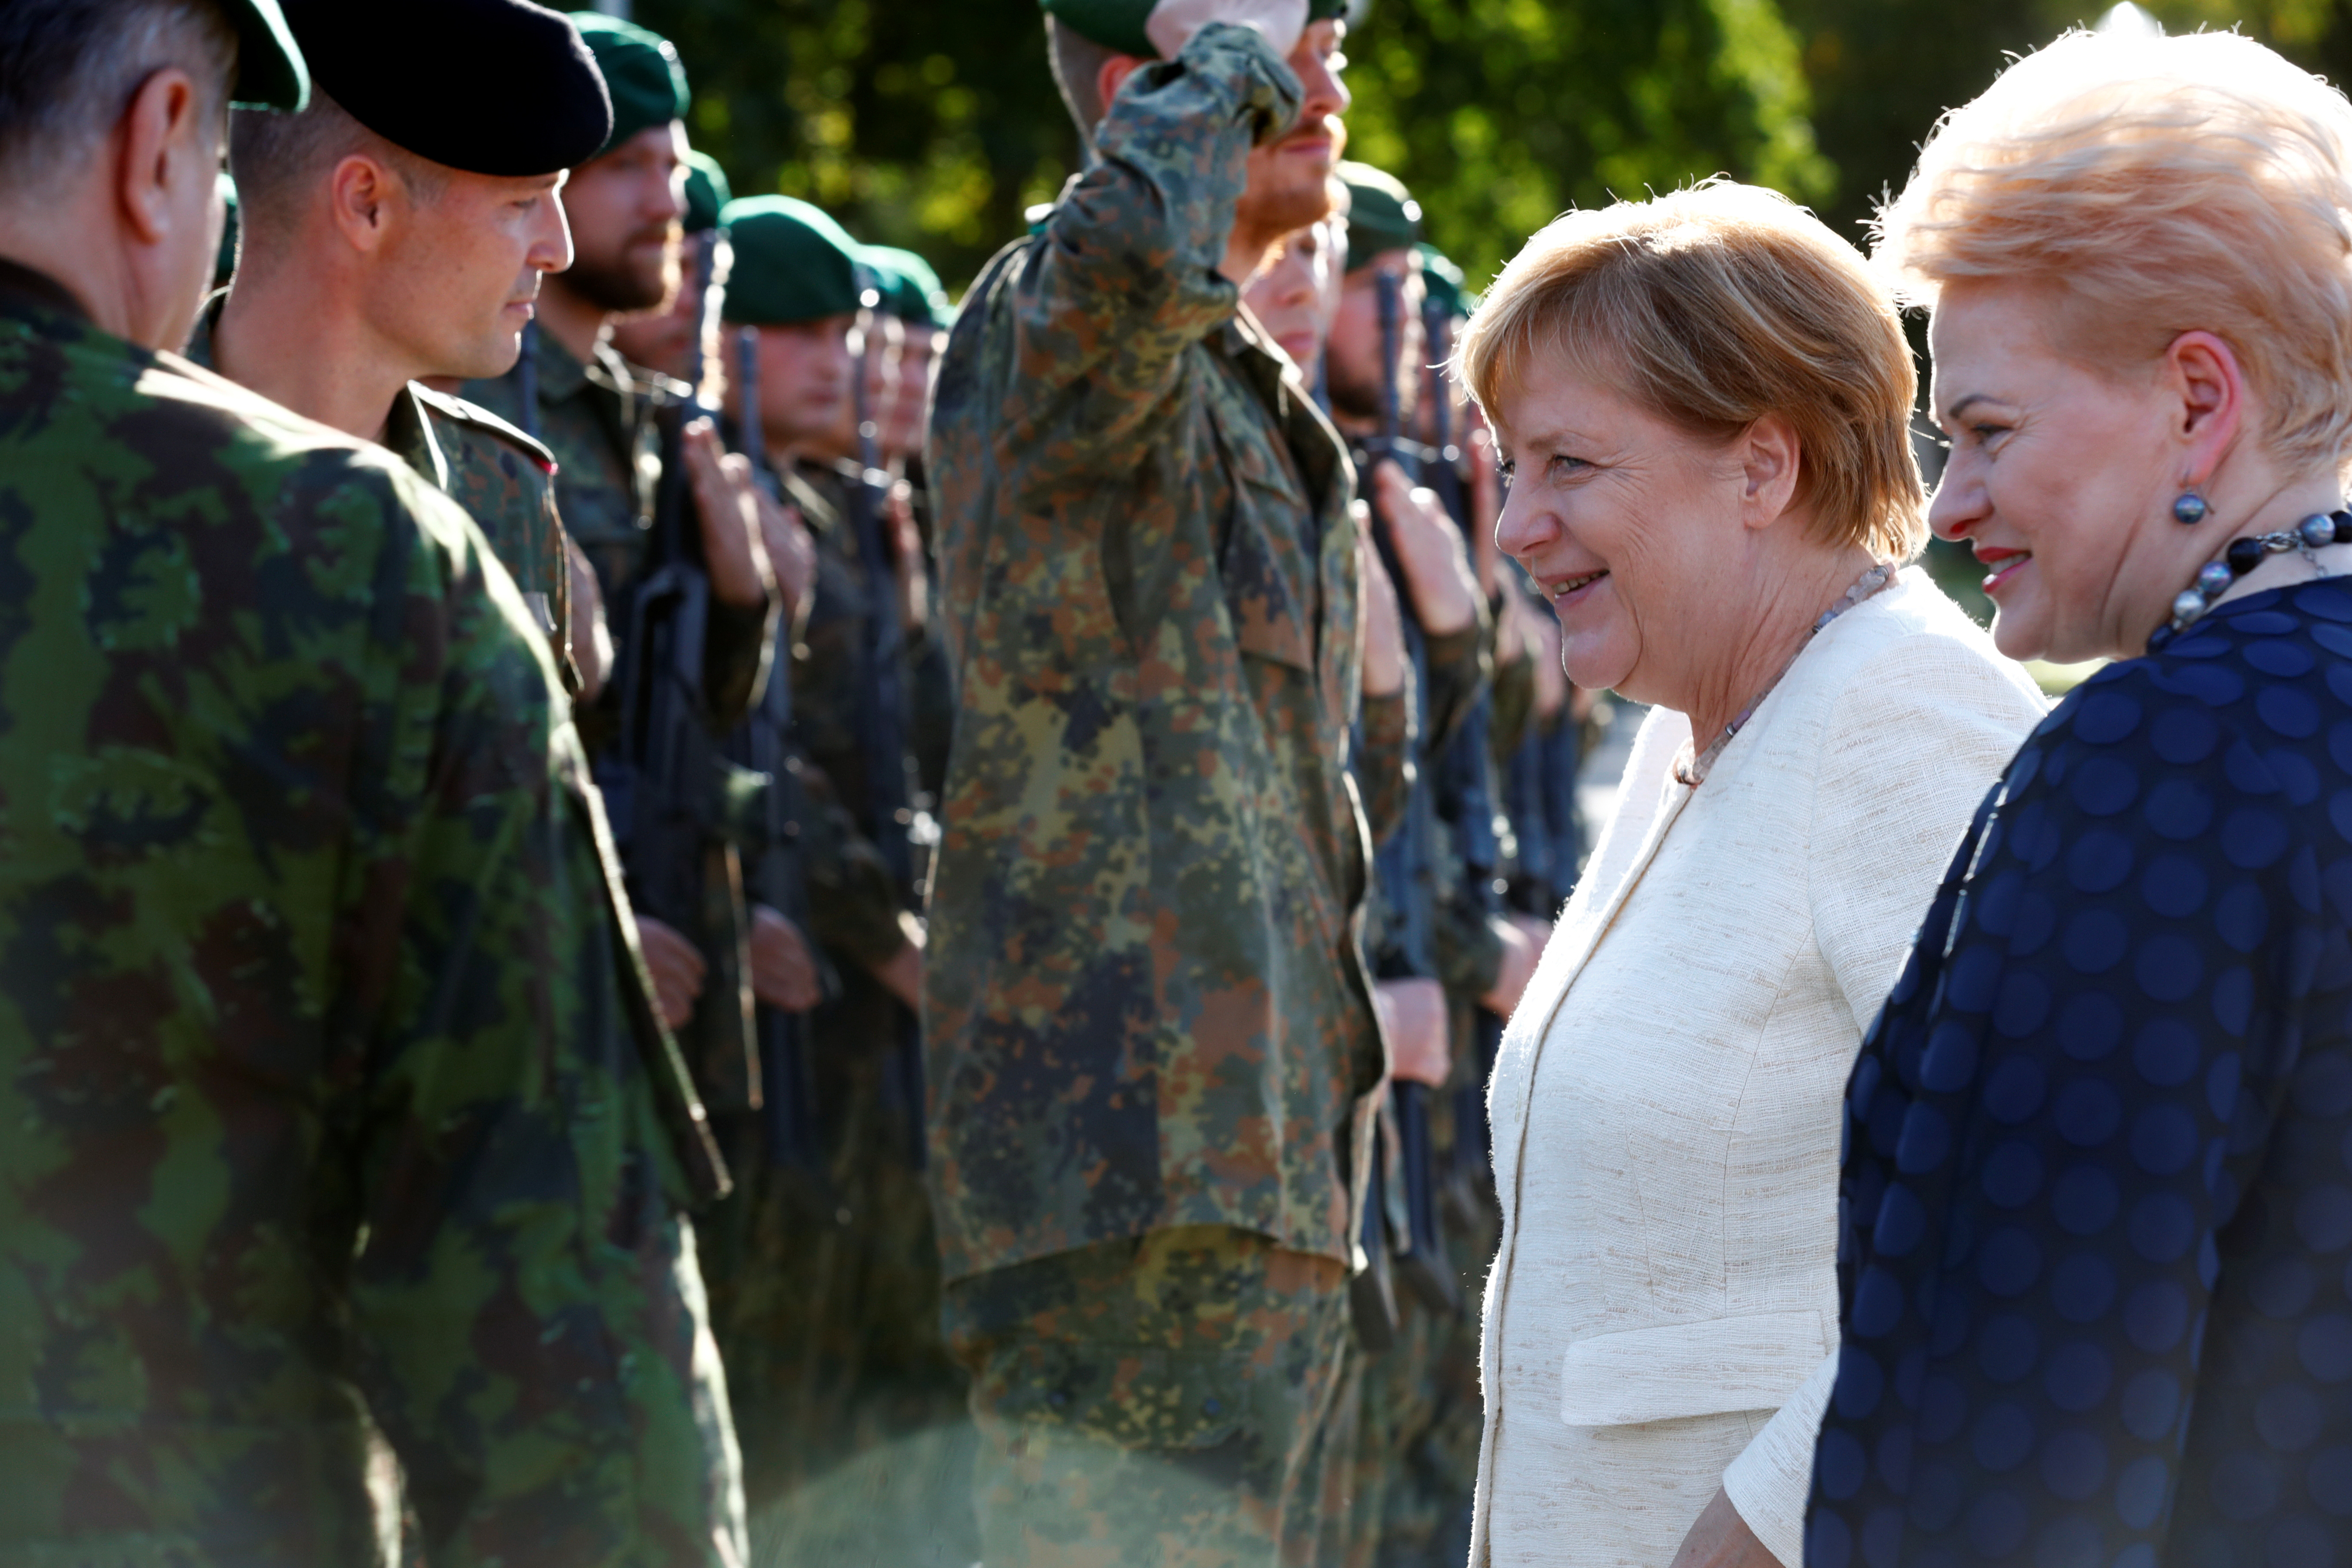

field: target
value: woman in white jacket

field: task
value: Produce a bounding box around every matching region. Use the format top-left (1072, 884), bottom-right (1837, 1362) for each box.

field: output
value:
top-left (1455, 181), bottom-right (2049, 1568)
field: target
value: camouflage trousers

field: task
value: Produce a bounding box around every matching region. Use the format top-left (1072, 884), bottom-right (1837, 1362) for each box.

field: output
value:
top-left (943, 1225), bottom-right (1354, 1568)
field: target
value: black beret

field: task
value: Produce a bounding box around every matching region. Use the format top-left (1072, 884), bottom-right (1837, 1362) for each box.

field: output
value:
top-left (277, 0), bottom-right (612, 178)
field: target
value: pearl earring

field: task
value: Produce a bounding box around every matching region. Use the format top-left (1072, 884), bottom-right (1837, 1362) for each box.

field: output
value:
top-left (2173, 491), bottom-right (2209, 525)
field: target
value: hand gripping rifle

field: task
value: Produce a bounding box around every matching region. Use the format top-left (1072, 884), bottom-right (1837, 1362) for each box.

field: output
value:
top-left (1361, 269), bottom-right (1458, 1321)
top-left (731, 324), bottom-right (821, 1173)
top-left (846, 272), bottom-right (927, 1170)
top-left (595, 232), bottom-right (723, 1057)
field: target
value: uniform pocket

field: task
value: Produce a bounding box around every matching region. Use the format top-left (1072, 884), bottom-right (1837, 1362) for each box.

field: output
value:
top-left (985, 1338), bottom-right (1248, 1454)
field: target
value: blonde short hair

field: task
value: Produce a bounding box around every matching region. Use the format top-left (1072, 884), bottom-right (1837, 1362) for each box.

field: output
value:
top-left (1876, 29), bottom-right (2352, 478)
top-left (1455, 180), bottom-right (1927, 562)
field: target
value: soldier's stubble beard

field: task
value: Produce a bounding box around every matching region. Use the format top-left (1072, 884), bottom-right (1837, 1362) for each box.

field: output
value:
top-left (560, 220), bottom-right (682, 316)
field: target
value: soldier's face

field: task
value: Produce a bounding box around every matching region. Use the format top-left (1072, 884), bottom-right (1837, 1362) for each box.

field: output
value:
top-left (609, 236), bottom-right (707, 380)
top-left (557, 122), bottom-right (687, 315)
top-left (1235, 21), bottom-right (1349, 241)
top-left (882, 328), bottom-right (941, 460)
top-left (1242, 218), bottom-right (1341, 374)
top-left (726, 314), bottom-right (853, 457)
top-left (1325, 250), bottom-right (1423, 425)
top-left (378, 166), bottom-right (571, 381)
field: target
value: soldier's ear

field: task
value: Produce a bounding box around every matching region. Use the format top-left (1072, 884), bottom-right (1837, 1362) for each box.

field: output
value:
top-left (117, 67), bottom-right (209, 247)
top-left (1093, 54), bottom-right (1148, 130)
top-left (326, 153), bottom-right (398, 254)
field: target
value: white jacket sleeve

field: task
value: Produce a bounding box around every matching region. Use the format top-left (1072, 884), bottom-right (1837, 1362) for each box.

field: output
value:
top-left (1721, 628), bottom-right (2046, 1566)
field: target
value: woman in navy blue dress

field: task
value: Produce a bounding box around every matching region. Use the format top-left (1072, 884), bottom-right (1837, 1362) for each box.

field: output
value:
top-left (1801, 28), bottom-right (2352, 1568)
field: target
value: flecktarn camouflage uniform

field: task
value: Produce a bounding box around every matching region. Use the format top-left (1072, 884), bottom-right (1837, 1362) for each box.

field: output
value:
top-left (465, 331), bottom-right (772, 1125)
top-left (0, 260), bottom-right (744, 1567)
top-left (925, 23), bottom-right (1402, 1564)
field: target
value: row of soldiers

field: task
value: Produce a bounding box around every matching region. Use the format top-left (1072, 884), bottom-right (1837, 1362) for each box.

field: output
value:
top-left (0, 0), bottom-right (1598, 1562)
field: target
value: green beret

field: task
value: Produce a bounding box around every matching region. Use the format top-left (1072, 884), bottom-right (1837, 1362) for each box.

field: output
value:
top-left (864, 245), bottom-right (951, 330)
top-left (720, 196), bottom-right (863, 326)
top-left (220, 0), bottom-right (309, 110)
top-left (1338, 162), bottom-right (1421, 271)
top-left (1418, 243), bottom-right (1475, 318)
top-left (1041, 0), bottom-right (1345, 58)
top-left (683, 151), bottom-right (731, 234)
top-left (571, 12), bottom-right (688, 158)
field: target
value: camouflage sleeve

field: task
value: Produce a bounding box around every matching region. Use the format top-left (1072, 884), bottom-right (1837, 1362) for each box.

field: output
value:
top-left (1001, 22), bottom-right (1303, 483)
top-left (1433, 882), bottom-right (1506, 1001)
top-left (1487, 631), bottom-right (1536, 766)
top-left (702, 593), bottom-right (776, 732)
top-left (1357, 684), bottom-right (1413, 846)
top-left (1420, 604), bottom-right (1493, 762)
top-left (796, 755), bottom-right (912, 971)
top-left (336, 482), bottom-right (739, 1562)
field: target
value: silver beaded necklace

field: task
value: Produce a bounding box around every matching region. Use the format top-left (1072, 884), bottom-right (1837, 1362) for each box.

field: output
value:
top-left (1675, 561), bottom-right (1899, 788)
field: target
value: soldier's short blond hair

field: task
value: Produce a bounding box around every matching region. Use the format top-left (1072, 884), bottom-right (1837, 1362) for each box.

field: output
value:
top-left (1875, 28), bottom-right (2352, 481)
top-left (1456, 179), bottom-right (1927, 563)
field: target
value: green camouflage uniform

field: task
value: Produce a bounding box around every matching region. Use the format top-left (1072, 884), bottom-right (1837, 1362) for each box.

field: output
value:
top-left (0, 260), bottom-right (745, 1565)
top-left (925, 24), bottom-right (1404, 1563)
top-left (707, 460), bottom-right (976, 1564)
top-left (464, 332), bottom-right (771, 1117)
top-left (185, 298), bottom-right (580, 690)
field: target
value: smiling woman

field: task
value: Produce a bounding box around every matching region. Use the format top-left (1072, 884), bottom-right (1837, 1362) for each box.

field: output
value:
top-left (1804, 29), bottom-right (2352, 1568)
top-left (1449, 180), bottom-right (2048, 1568)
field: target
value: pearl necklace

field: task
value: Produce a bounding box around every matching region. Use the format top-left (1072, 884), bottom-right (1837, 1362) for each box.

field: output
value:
top-left (2167, 510), bottom-right (2352, 634)
top-left (1676, 561), bottom-right (1899, 787)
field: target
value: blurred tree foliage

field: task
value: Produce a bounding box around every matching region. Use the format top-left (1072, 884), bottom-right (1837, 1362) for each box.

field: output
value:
top-left (636, 0), bottom-right (2352, 296)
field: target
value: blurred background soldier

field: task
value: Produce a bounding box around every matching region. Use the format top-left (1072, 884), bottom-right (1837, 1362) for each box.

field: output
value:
top-left (0, 0), bottom-right (747, 1559)
top-left (923, 0), bottom-right (1412, 1560)
top-left (705, 195), bottom-right (973, 1563)
top-left (465, 11), bottom-right (783, 1129)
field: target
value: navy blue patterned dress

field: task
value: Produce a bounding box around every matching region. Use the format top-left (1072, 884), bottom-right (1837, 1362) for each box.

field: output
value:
top-left (1805, 582), bottom-right (2352, 1568)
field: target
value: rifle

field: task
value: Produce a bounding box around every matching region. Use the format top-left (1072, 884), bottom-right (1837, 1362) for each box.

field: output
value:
top-left (1361, 268), bottom-right (1458, 1320)
top-left (731, 325), bottom-right (821, 1173)
top-left (845, 273), bottom-right (927, 1170)
top-left (594, 232), bottom-right (724, 1076)
top-left (1414, 291), bottom-right (1510, 1221)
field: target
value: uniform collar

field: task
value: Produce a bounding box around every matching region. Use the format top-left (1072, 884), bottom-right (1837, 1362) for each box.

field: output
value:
top-left (186, 290), bottom-right (447, 489)
top-left (0, 256), bottom-right (91, 324)
top-left (380, 384), bottom-right (451, 491)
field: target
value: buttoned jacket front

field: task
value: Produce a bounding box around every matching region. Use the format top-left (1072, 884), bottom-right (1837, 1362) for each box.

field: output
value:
top-left (923, 23), bottom-right (1400, 1283)
top-left (1473, 576), bottom-right (2048, 1567)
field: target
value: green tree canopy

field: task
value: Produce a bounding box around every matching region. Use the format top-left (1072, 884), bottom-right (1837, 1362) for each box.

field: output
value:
top-left (638, 0), bottom-right (2352, 296)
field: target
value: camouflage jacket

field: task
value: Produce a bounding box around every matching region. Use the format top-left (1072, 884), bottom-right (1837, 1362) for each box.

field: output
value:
top-left (0, 262), bottom-right (742, 1565)
top-left (467, 332), bottom-right (778, 1113)
top-left (463, 331), bottom-right (770, 731)
top-left (184, 299), bottom-right (580, 689)
top-left (924, 24), bottom-right (1400, 1281)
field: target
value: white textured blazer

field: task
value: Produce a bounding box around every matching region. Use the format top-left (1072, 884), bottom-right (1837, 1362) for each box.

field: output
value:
top-left (1471, 574), bottom-right (2047, 1568)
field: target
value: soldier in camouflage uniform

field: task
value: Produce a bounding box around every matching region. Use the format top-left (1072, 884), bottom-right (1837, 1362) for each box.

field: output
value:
top-left (1323, 178), bottom-right (1556, 1568)
top-left (925, 0), bottom-right (1417, 1560)
top-left (698, 198), bottom-right (979, 1564)
top-left (195, 0), bottom-right (614, 689)
top-left (463, 12), bottom-right (781, 1126)
top-left (0, 0), bottom-right (746, 1560)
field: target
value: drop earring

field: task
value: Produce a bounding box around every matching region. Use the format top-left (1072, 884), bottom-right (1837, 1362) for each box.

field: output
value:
top-left (2173, 490), bottom-right (2210, 525)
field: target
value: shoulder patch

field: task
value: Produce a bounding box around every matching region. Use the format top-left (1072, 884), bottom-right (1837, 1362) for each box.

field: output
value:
top-left (410, 381), bottom-right (558, 473)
